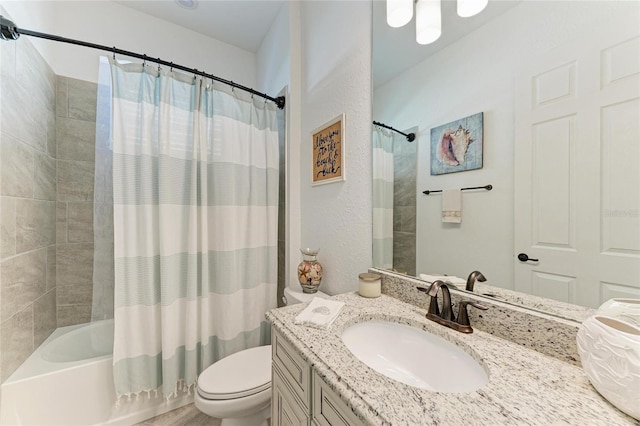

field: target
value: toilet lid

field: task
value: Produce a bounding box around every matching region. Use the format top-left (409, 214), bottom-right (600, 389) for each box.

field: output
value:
top-left (197, 345), bottom-right (272, 400)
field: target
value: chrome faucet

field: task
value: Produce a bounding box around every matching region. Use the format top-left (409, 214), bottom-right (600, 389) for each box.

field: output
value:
top-left (465, 270), bottom-right (487, 292)
top-left (417, 280), bottom-right (488, 334)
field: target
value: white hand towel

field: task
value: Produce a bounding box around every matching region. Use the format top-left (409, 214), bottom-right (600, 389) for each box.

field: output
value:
top-left (442, 189), bottom-right (462, 223)
top-left (294, 297), bottom-right (345, 329)
top-left (419, 274), bottom-right (466, 286)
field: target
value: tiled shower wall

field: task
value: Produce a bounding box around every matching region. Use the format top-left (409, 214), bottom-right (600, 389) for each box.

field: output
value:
top-left (0, 23), bottom-right (98, 381)
top-left (55, 76), bottom-right (97, 327)
top-left (392, 129), bottom-right (417, 276)
top-left (0, 31), bottom-right (58, 382)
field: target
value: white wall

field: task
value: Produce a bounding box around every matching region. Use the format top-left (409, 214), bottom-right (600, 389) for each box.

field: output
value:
top-left (257, 2), bottom-right (289, 96)
top-left (374, 1), bottom-right (638, 289)
top-left (297, 1), bottom-right (372, 295)
top-left (0, 0), bottom-right (256, 85)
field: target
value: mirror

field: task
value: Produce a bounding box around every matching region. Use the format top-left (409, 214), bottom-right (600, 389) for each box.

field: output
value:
top-left (372, 0), bottom-right (640, 318)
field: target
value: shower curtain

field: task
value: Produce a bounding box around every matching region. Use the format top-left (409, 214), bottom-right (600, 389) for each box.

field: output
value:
top-left (372, 126), bottom-right (394, 269)
top-left (107, 59), bottom-right (278, 399)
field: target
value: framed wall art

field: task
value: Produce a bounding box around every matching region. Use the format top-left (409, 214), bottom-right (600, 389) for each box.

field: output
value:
top-left (311, 113), bottom-right (345, 185)
top-left (430, 112), bottom-right (483, 175)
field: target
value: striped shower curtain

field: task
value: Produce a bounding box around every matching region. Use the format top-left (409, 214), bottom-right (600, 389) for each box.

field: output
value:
top-left (109, 59), bottom-right (278, 399)
top-left (372, 126), bottom-right (394, 270)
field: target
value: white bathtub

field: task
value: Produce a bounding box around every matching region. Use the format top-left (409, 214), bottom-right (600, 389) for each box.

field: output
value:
top-left (0, 320), bottom-right (192, 426)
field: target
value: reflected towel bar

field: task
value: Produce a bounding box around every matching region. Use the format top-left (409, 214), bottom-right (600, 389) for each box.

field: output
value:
top-left (423, 184), bottom-right (492, 195)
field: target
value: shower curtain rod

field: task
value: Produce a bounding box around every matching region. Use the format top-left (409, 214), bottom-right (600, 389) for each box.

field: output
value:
top-left (373, 121), bottom-right (415, 142)
top-left (0, 16), bottom-right (286, 110)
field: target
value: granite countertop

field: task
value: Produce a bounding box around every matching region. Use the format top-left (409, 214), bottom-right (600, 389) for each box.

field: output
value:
top-left (266, 292), bottom-right (636, 425)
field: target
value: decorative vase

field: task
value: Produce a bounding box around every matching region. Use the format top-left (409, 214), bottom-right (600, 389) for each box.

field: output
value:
top-left (576, 315), bottom-right (640, 420)
top-left (297, 248), bottom-right (323, 294)
top-left (597, 298), bottom-right (640, 328)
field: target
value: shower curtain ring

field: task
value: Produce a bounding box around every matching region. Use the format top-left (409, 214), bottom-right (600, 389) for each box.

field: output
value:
top-left (170, 62), bottom-right (173, 72)
top-left (143, 54), bottom-right (147, 66)
top-left (112, 47), bottom-right (116, 60)
top-left (157, 58), bottom-right (161, 72)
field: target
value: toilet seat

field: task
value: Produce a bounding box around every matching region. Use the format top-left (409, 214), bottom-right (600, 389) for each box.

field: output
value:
top-left (197, 345), bottom-right (271, 401)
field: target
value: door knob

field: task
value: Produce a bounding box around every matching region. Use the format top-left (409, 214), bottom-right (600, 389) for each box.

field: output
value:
top-left (517, 253), bottom-right (539, 263)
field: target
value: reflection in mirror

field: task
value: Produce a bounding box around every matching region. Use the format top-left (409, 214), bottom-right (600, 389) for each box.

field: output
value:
top-left (372, 0), bottom-right (640, 314)
top-left (372, 124), bottom-right (418, 276)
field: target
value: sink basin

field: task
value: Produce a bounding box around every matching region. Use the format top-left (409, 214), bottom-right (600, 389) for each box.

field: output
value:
top-left (341, 321), bottom-right (488, 393)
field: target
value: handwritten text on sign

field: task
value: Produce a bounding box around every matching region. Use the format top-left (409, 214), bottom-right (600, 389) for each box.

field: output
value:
top-left (313, 120), bottom-right (342, 183)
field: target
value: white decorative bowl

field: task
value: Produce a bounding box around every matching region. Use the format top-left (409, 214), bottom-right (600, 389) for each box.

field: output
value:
top-left (576, 315), bottom-right (640, 420)
top-left (597, 298), bottom-right (640, 328)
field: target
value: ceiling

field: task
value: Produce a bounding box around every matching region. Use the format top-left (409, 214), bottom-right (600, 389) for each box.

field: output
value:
top-left (114, 0), bottom-right (286, 53)
top-left (115, 0), bottom-right (519, 84)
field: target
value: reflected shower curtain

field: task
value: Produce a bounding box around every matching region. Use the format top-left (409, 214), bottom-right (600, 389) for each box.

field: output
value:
top-left (372, 126), bottom-right (394, 269)
top-left (109, 59), bottom-right (278, 399)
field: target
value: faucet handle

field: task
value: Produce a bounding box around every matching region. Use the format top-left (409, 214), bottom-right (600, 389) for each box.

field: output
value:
top-left (416, 286), bottom-right (440, 316)
top-left (457, 300), bottom-right (489, 327)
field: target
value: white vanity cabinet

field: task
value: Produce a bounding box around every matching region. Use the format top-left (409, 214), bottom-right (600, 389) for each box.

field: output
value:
top-left (271, 327), bottom-right (365, 426)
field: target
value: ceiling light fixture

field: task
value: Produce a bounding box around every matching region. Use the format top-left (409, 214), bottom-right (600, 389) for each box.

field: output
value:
top-left (416, 0), bottom-right (441, 45)
top-left (175, 0), bottom-right (198, 10)
top-left (387, 0), bottom-right (414, 28)
top-left (457, 0), bottom-right (488, 17)
top-left (386, 0), bottom-right (488, 45)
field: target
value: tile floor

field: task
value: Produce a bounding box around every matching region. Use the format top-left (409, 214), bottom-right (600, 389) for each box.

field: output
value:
top-left (136, 404), bottom-right (221, 425)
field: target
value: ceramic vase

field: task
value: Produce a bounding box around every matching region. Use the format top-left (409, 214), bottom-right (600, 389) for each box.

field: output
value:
top-left (597, 298), bottom-right (640, 328)
top-left (297, 248), bottom-right (323, 294)
top-left (576, 315), bottom-right (640, 420)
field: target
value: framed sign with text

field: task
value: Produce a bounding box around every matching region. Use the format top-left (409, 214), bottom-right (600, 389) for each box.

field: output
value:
top-left (311, 113), bottom-right (345, 186)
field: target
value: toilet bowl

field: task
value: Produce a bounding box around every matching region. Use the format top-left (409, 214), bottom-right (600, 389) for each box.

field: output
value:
top-left (195, 287), bottom-right (329, 425)
top-left (195, 345), bottom-right (272, 426)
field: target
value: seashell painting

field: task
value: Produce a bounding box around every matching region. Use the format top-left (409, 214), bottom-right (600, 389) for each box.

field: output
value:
top-left (430, 112), bottom-right (483, 175)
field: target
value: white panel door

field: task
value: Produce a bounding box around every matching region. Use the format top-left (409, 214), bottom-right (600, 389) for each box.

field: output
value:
top-left (515, 29), bottom-right (640, 308)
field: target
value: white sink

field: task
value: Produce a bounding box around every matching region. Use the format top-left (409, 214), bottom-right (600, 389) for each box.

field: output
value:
top-left (341, 321), bottom-right (488, 393)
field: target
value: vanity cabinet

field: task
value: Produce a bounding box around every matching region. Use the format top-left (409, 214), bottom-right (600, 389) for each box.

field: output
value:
top-left (271, 327), bottom-right (365, 426)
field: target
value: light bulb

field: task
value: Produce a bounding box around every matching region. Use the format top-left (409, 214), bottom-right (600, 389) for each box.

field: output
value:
top-left (387, 0), bottom-right (414, 28)
top-left (457, 0), bottom-right (488, 17)
top-left (416, 0), bottom-right (441, 45)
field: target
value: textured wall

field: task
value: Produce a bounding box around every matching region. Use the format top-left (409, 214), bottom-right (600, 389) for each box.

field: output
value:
top-left (0, 22), bottom-right (57, 381)
top-left (298, 1), bottom-right (372, 296)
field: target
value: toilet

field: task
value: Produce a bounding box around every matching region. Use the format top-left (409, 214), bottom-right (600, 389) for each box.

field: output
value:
top-left (195, 286), bottom-right (328, 426)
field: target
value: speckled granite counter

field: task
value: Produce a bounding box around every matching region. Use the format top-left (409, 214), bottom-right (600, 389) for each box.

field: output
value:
top-left (266, 292), bottom-right (636, 425)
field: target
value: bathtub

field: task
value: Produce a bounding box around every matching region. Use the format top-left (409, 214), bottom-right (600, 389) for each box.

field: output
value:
top-left (0, 320), bottom-right (192, 425)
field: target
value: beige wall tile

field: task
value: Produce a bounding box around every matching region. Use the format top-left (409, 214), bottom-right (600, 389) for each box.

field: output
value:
top-left (56, 76), bottom-right (68, 118)
top-left (67, 78), bottom-right (97, 123)
top-left (0, 76), bottom-right (47, 154)
top-left (56, 118), bottom-right (96, 162)
top-left (0, 307), bottom-right (33, 382)
top-left (56, 202), bottom-right (68, 244)
top-left (57, 160), bottom-right (94, 202)
top-left (0, 32), bottom-right (16, 78)
top-left (1, 132), bottom-right (34, 198)
top-left (67, 202), bottom-right (94, 243)
top-left (57, 243), bottom-right (93, 287)
top-left (1, 248), bottom-right (46, 322)
top-left (46, 245), bottom-right (56, 291)
top-left (57, 282), bottom-right (92, 306)
top-left (15, 199), bottom-right (56, 253)
top-left (33, 289), bottom-right (56, 348)
top-left (15, 37), bottom-right (55, 109)
top-left (1, 196), bottom-right (16, 259)
top-left (57, 304), bottom-right (91, 327)
top-left (34, 152), bottom-right (56, 201)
